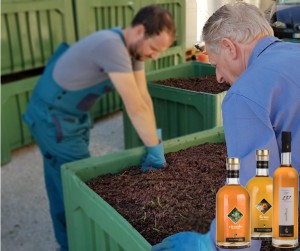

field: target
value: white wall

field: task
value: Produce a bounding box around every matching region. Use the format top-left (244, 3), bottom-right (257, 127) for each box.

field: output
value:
top-left (185, 0), bottom-right (234, 49)
top-left (185, 0), bottom-right (198, 49)
top-left (185, 0), bottom-right (274, 49)
top-left (196, 0), bottom-right (234, 44)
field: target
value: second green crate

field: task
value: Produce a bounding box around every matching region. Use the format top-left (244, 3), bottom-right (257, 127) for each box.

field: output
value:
top-left (62, 126), bottom-right (225, 251)
top-left (124, 61), bottom-right (227, 148)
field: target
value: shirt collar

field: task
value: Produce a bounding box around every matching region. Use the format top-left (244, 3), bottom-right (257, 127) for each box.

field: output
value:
top-left (248, 36), bottom-right (281, 67)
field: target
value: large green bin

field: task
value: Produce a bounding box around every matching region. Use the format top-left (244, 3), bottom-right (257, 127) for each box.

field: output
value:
top-left (1, 76), bottom-right (38, 164)
top-left (1, 0), bottom-right (76, 75)
top-left (1, 0), bottom-right (185, 75)
top-left (61, 126), bottom-right (225, 251)
top-left (124, 61), bottom-right (227, 148)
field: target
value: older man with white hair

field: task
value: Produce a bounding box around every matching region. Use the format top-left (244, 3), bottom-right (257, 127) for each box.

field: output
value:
top-left (152, 2), bottom-right (300, 251)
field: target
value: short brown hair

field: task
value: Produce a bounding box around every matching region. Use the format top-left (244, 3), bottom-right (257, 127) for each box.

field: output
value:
top-left (132, 5), bottom-right (176, 40)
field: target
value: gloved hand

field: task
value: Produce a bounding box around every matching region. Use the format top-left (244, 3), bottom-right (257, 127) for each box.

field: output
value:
top-left (141, 142), bottom-right (166, 172)
top-left (152, 231), bottom-right (215, 251)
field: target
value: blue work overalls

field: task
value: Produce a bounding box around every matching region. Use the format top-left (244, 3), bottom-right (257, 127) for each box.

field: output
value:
top-left (23, 28), bottom-right (125, 250)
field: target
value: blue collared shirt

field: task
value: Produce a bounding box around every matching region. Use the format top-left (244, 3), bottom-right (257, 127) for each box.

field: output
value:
top-left (222, 36), bottom-right (300, 186)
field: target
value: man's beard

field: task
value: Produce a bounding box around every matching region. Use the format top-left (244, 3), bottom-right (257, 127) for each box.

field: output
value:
top-left (134, 53), bottom-right (142, 61)
top-left (131, 50), bottom-right (143, 61)
top-left (129, 43), bottom-right (144, 61)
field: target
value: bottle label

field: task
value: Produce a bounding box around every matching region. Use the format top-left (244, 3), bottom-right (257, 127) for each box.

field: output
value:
top-left (256, 198), bottom-right (272, 214)
top-left (225, 237), bottom-right (245, 242)
top-left (228, 207), bottom-right (243, 224)
top-left (254, 227), bottom-right (272, 232)
top-left (279, 187), bottom-right (294, 237)
top-left (279, 226), bottom-right (294, 237)
top-left (224, 207), bottom-right (247, 243)
top-left (257, 161), bottom-right (268, 169)
top-left (227, 170), bottom-right (239, 178)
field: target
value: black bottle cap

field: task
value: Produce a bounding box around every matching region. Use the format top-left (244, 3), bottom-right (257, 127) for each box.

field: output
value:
top-left (282, 131), bottom-right (291, 152)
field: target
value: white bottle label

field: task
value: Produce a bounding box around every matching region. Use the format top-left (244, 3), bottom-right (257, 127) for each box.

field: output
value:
top-left (279, 187), bottom-right (294, 237)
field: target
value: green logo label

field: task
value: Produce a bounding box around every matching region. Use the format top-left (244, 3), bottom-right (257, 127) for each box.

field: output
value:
top-left (256, 198), bottom-right (272, 214)
top-left (228, 207), bottom-right (243, 224)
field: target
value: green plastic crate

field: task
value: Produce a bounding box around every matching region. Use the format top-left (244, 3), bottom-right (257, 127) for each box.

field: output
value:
top-left (1, 0), bottom-right (76, 75)
top-left (1, 76), bottom-right (38, 164)
top-left (1, 0), bottom-right (185, 75)
top-left (61, 126), bottom-right (225, 251)
top-left (124, 61), bottom-right (227, 149)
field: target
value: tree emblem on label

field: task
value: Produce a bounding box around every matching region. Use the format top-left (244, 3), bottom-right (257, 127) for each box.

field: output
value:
top-left (256, 198), bottom-right (272, 214)
top-left (228, 207), bottom-right (243, 224)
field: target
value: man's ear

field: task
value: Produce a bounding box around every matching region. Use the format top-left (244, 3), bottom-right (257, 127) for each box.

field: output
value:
top-left (220, 38), bottom-right (237, 59)
top-left (135, 24), bottom-right (145, 38)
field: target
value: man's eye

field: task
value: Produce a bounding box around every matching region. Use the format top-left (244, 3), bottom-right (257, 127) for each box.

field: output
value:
top-left (150, 46), bottom-right (159, 52)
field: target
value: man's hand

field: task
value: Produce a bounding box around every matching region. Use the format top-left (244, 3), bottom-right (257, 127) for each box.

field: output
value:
top-left (141, 142), bottom-right (167, 172)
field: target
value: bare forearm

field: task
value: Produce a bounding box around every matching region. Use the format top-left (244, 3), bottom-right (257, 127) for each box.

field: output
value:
top-left (144, 95), bottom-right (157, 128)
top-left (109, 71), bottom-right (159, 146)
top-left (126, 102), bottom-right (159, 146)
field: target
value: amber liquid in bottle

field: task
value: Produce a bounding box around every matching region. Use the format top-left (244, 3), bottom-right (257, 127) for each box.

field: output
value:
top-left (272, 131), bottom-right (299, 248)
top-left (216, 157), bottom-right (250, 249)
top-left (246, 149), bottom-right (273, 240)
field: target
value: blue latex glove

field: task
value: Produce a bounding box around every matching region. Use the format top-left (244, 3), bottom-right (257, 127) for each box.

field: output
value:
top-left (152, 231), bottom-right (215, 251)
top-left (156, 128), bottom-right (162, 140)
top-left (141, 142), bottom-right (166, 172)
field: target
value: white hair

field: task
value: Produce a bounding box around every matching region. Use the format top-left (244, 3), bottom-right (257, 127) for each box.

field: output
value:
top-left (202, 2), bottom-right (274, 54)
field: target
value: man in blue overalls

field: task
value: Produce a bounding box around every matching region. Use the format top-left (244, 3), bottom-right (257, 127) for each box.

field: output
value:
top-left (23, 5), bottom-right (175, 251)
top-left (152, 2), bottom-right (300, 251)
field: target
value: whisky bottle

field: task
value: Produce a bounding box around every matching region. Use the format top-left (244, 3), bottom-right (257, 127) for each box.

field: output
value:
top-left (216, 157), bottom-right (250, 249)
top-left (272, 131), bottom-right (299, 248)
top-left (246, 149), bottom-right (273, 240)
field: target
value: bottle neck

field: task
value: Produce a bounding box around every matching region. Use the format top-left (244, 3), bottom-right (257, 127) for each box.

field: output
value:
top-left (226, 177), bottom-right (240, 185)
top-left (226, 170), bottom-right (240, 185)
top-left (281, 152), bottom-right (291, 166)
top-left (256, 160), bottom-right (269, 176)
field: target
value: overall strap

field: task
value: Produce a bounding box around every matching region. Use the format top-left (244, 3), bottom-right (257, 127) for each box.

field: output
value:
top-left (110, 27), bottom-right (126, 45)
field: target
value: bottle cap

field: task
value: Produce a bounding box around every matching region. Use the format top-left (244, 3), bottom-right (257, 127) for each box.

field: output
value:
top-left (256, 149), bottom-right (269, 169)
top-left (282, 131), bottom-right (291, 152)
top-left (256, 149), bottom-right (269, 156)
top-left (226, 157), bottom-right (240, 170)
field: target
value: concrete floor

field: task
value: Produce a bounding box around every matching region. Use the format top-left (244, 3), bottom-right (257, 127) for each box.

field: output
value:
top-left (1, 111), bottom-right (124, 251)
